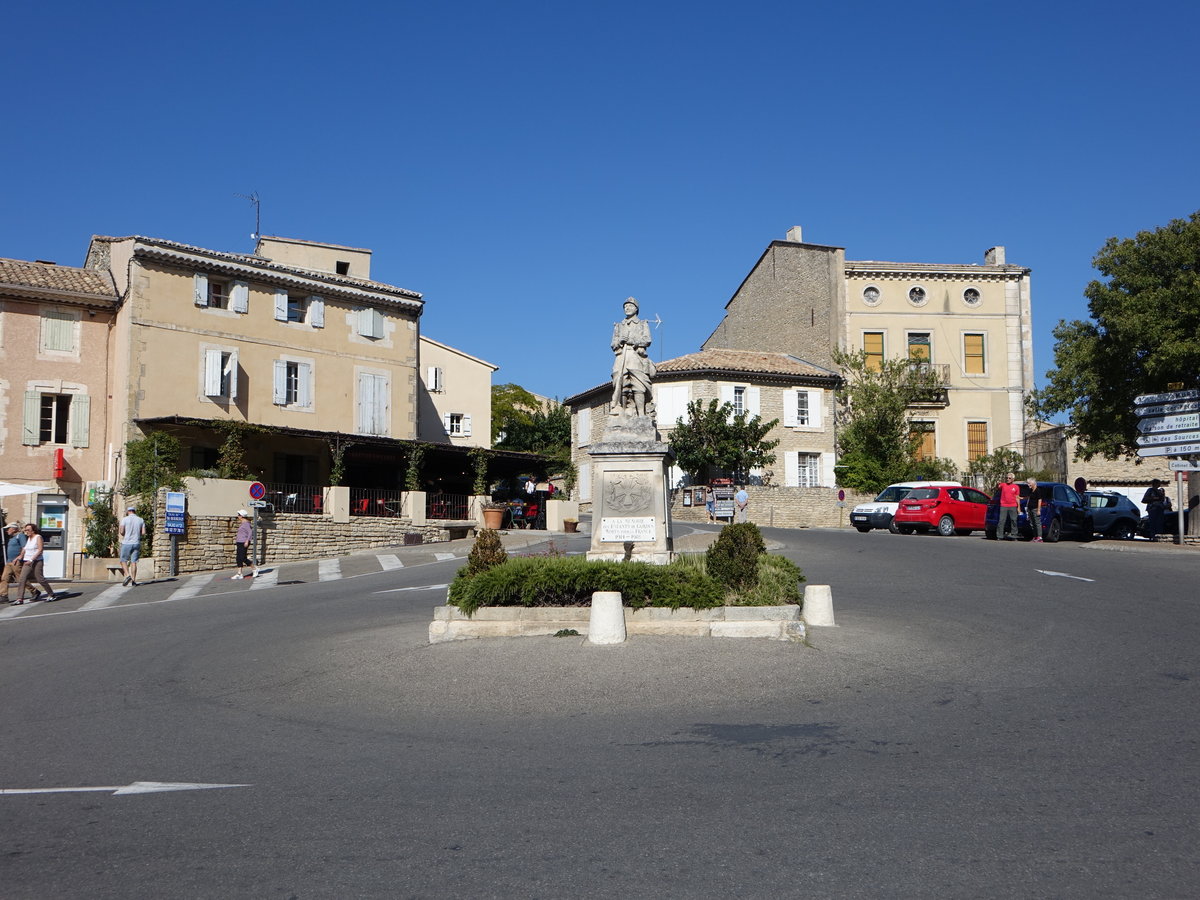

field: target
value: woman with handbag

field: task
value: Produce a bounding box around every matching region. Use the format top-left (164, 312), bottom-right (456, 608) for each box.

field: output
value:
top-left (13, 523), bottom-right (58, 603)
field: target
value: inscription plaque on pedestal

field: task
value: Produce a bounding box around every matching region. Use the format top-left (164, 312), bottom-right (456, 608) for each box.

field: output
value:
top-left (600, 517), bottom-right (657, 543)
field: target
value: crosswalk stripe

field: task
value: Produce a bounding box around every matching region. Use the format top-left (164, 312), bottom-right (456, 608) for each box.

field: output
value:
top-left (377, 554), bottom-right (403, 571)
top-left (250, 568), bottom-right (279, 590)
top-left (434, 552), bottom-right (457, 561)
top-left (167, 573), bottom-right (214, 602)
top-left (319, 559), bottom-right (341, 581)
top-left (80, 584), bottom-right (133, 610)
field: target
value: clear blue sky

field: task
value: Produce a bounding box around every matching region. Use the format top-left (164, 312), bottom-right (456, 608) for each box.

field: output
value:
top-left (4, 1), bottom-right (1197, 402)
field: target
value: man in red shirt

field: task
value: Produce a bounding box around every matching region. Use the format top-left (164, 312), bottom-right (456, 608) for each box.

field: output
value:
top-left (997, 472), bottom-right (1022, 540)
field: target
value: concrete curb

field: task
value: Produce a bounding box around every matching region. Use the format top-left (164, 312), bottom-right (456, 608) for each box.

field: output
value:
top-left (429, 604), bottom-right (806, 643)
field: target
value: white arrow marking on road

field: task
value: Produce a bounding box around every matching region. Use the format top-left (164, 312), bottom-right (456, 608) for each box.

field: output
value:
top-left (1, 781), bottom-right (251, 796)
top-left (1035, 569), bottom-right (1095, 582)
top-left (375, 584), bottom-right (449, 594)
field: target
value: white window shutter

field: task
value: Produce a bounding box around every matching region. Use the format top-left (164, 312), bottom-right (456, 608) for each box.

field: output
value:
top-left (226, 350), bottom-right (239, 401)
top-left (273, 360), bottom-right (287, 404)
top-left (310, 296), bottom-right (324, 328)
top-left (578, 406), bottom-right (592, 446)
top-left (462, 414), bottom-right (472, 437)
top-left (356, 308), bottom-right (369, 336)
top-left (747, 387), bottom-right (761, 417)
top-left (783, 390), bottom-right (798, 427)
top-left (204, 349), bottom-right (222, 396)
top-left (23, 392), bottom-right (40, 445)
top-left (298, 363), bottom-right (312, 408)
top-left (376, 377), bottom-right (389, 434)
top-left (443, 413), bottom-right (452, 433)
top-left (821, 452), bottom-right (836, 488)
top-left (784, 451), bottom-right (799, 487)
top-left (69, 394), bottom-right (91, 448)
top-left (427, 367), bottom-right (442, 391)
top-left (230, 281), bottom-right (249, 313)
top-left (194, 274), bottom-right (209, 307)
top-left (357, 374), bottom-right (374, 433)
top-left (809, 390), bottom-right (823, 429)
top-left (720, 384), bottom-right (735, 406)
top-left (578, 463), bottom-right (591, 502)
top-left (274, 289), bottom-right (288, 321)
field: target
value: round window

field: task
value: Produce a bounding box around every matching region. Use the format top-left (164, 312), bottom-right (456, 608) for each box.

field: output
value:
top-left (963, 287), bottom-right (981, 307)
top-left (908, 286), bottom-right (927, 307)
top-left (862, 285), bottom-right (881, 307)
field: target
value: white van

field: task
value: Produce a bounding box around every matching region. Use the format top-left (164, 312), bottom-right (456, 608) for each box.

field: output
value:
top-left (850, 481), bottom-right (961, 533)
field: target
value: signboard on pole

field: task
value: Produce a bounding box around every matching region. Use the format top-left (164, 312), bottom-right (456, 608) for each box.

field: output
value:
top-left (1134, 400), bottom-right (1200, 418)
top-left (1168, 459), bottom-right (1200, 472)
top-left (164, 491), bottom-right (186, 535)
top-left (1137, 441), bottom-right (1200, 458)
top-left (1134, 388), bottom-right (1200, 407)
top-left (1138, 412), bottom-right (1200, 434)
top-left (1136, 430), bottom-right (1200, 447)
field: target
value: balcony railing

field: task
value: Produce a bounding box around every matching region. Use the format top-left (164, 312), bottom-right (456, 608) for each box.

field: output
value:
top-left (907, 361), bottom-right (951, 385)
top-left (349, 488), bottom-right (405, 518)
top-left (263, 482), bottom-right (324, 515)
top-left (427, 492), bottom-right (469, 520)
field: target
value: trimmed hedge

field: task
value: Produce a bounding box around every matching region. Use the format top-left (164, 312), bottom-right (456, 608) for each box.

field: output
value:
top-left (706, 522), bottom-right (767, 590)
top-left (448, 556), bottom-right (725, 617)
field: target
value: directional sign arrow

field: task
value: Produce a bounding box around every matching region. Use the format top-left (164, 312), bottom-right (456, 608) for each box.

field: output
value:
top-left (1135, 388), bottom-right (1200, 406)
top-left (1138, 442), bottom-right (1200, 458)
top-left (0, 781), bottom-right (251, 796)
top-left (1134, 400), bottom-right (1200, 418)
top-left (1138, 412), bottom-right (1200, 434)
top-left (1137, 429), bottom-right (1200, 447)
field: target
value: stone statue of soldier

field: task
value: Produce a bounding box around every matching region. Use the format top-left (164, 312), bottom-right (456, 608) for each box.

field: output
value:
top-left (610, 297), bottom-right (655, 418)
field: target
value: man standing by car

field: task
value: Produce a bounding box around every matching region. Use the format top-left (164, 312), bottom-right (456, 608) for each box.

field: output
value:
top-left (1026, 478), bottom-right (1044, 543)
top-left (997, 473), bottom-right (1021, 540)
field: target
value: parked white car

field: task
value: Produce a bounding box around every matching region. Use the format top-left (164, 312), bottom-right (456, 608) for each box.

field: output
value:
top-left (850, 481), bottom-right (961, 533)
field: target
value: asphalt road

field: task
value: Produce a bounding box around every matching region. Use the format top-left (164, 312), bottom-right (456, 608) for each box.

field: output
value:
top-left (1, 527), bottom-right (1197, 898)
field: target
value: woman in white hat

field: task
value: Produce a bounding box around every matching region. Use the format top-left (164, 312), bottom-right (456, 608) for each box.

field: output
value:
top-left (232, 510), bottom-right (259, 580)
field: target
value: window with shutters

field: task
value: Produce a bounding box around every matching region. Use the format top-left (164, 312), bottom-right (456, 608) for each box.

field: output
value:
top-left (273, 359), bottom-right (313, 409)
top-left (357, 307), bottom-right (384, 339)
top-left (967, 421), bottom-right (989, 461)
top-left (795, 453), bottom-right (821, 487)
top-left (963, 333), bottom-right (986, 375)
top-left (274, 290), bottom-right (324, 327)
top-left (202, 348), bottom-right (238, 400)
top-left (863, 332), bottom-right (884, 370)
top-left (907, 332), bottom-right (932, 361)
top-left (909, 420), bottom-right (936, 460)
top-left (732, 386), bottom-right (745, 417)
top-left (444, 412), bottom-right (473, 437)
top-left (194, 274), bottom-right (248, 313)
top-left (40, 309), bottom-right (77, 353)
top-left (795, 391), bottom-right (810, 426)
top-left (208, 279), bottom-right (228, 309)
top-left (427, 366), bottom-right (444, 392)
top-left (784, 389), bottom-right (824, 429)
top-left (23, 390), bottom-right (90, 447)
top-left (41, 395), bottom-right (71, 444)
top-left (357, 372), bottom-right (389, 435)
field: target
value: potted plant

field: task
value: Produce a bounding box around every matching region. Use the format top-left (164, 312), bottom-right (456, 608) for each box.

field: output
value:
top-left (562, 517), bottom-right (579, 534)
top-left (481, 501), bottom-right (507, 530)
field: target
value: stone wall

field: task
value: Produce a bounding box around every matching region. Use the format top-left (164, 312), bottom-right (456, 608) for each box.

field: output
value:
top-left (669, 485), bottom-right (874, 530)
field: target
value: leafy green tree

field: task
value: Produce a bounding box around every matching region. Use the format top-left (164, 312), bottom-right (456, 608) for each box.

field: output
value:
top-left (1033, 211), bottom-right (1200, 459)
top-left (668, 399), bottom-right (780, 483)
top-left (495, 395), bottom-right (574, 483)
top-left (491, 383), bottom-right (541, 444)
top-left (832, 348), bottom-right (947, 494)
top-left (122, 432), bottom-right (184, 501)
top-left (965, 448), bottom-right (1027, 492)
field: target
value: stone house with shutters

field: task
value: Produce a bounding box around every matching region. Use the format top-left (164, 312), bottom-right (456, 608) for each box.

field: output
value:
top-left (704, 226), bottom-right (1033, 472)
top-left (0, 257), bottom-right (119, 574)
top-left (417, 335), bottom-right (497, 449)
top-left (565, 348), bottom-right (843, 525)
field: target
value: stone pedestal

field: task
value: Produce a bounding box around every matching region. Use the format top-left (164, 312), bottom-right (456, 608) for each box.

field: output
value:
top-left (586, 412), bottom-right (673, 565)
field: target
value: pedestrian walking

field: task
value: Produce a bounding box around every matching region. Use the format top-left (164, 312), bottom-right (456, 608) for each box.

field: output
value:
top-left (13, 523), bottom-right (58, 603)
top-left (232, 510), bottom-right (259, 580)
top-left (118, 504), bottom-right (146, 586)
top-left (735, 485), bottom-right (749, 524)
top-left (996, 472), bottom-right (1021, 540)
top-left (3, 522), bottom-right (27, 602)
top-left (705, 486), bottom-right (715, 523)
top-left (1142, 479), bottom-right (1167, 538)
top-left (1025, 478), bottom-right (1044, 542)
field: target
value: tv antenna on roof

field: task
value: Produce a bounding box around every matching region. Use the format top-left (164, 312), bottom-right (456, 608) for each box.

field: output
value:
top-left (235, 192), bottom-right (261, 243)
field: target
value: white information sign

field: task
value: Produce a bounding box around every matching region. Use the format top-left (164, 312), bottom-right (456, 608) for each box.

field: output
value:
top-left (600, 517), bottom-right (657, 543)
top-left (1168, 459), bottom-right (1200, 471)
top-left (1138, 413), bottom-right (1200, 434)
top-left (1135, 388), bottom-right (1200, 406)
top-left (1138, 441), bottom-right (1200, 458)
top-left (1136, 430), bottom-right (1200, 447)
top-left (1134, 400), bottom-right (1200, 418)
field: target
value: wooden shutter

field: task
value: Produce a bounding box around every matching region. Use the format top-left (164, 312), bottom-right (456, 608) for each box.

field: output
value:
top-left (358, 373), bottom-right (375, 433)
top-left (577, 407), bottom-right (591, 446)
top-left (442, 413), bottom-right (452, 434)
top-left (70, 394), bottom-right (90, 448)
top-left (807, 390), bottom-right (823, 428)
top-left (964, 333), bottom-right (985, 374)
top-left (782, 390), bottom-right (797, 427)
top-left (23, 391), bottom-right (41, 445)
top-left (297, 363), bottom-right (312, 408)
top-left (578, 463), bottom-right (591, 502)
top-left (747, 387), bottom-right (760, 417)
top-left (820, 452), bottom-right (835, 488)
top-left (864, 332), bottom-right (884, 370)
top-left (783, 450), bottom-right (799, 487)
top-left (461, 414), bottom-right (472, 437)
top-left (273, 360), bottom-right (287, 404)
top-left (309, 296), bottom-right (324, 328)
top-left (230, 281), bottom-right (249, 313)
top-left (204, 349), bottom-right (222, 396)
top-left (194, 273), bottom-right (209, 307)
top-left (274, 290), bottom-right (288, 321)
top-left (226, 350), bottom-right (239, 401)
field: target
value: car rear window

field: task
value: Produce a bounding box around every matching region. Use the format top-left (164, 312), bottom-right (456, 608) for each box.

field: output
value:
top-left (905, 488), bottom-right (938, 500)
top-left (875, 487), bottom-right (912, 502)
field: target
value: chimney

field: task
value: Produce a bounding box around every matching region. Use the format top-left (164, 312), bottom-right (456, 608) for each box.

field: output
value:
top-left (786, 226), bottom-right (804, 243)
top-left (984, 246), bottom-right (1006, 265)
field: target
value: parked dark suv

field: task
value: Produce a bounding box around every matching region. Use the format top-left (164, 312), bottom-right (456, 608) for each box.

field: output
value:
top-left (985, 481), bottom-right (1092, 542)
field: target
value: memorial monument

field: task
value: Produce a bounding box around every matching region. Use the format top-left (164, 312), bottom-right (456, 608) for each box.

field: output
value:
top-left (586, 298), bottom-right (674, 564)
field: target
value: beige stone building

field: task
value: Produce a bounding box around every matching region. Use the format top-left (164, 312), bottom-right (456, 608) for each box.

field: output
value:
top-left (417, 335), bottom-right (497, 449)
top-left (0, 258), bottom-right (119, 575)
top-left (704, 227), bottom-right (1033, 471)
top-left (566, 348), bottom-right (841, 524)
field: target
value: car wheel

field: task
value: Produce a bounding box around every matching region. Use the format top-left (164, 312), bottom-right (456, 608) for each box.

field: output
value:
top-left (855, 527), bottom-right (871, 533)
top-left (937, 515), bottom-right (955, 537)
top-left (887, 518), bottom-right (900, 534)
top-left (897, 525), bottom-right (915, 535)
top-left (985, 528), bottom-right (997, 540)
top-left (1045, 518), bottom-right (1062, 543)
top-left (1109, 519), bottom-right (1135, 541)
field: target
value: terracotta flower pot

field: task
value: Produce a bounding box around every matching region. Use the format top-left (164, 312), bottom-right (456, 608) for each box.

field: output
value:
top-left (482, 507), bottom-right (505, 530)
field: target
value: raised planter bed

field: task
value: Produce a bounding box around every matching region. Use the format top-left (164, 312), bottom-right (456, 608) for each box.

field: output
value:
top-left (429, 604), bottom-right (805, 643)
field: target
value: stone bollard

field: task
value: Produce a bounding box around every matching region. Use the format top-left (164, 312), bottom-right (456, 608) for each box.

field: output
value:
top-left (803, 585), bottom-right (836, 627)
top-left (588, 592), bottom-right (627, 644)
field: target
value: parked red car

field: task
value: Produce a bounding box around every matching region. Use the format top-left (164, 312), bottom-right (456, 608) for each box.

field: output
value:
top-left (892, 485), bottom-right (993, 536)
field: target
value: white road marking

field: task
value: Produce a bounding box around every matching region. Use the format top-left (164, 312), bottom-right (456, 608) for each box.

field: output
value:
top-left (167, 573), bottom-right (214, 602)
top-left (319, 559), bottom-right (341, 581)
top-left (1035, 569), bottom-right (1096, 582)
top-left (0, 781), bottom-right (251, 796)
top-left (250, 568), bottom-right (279, 590)
top-left (79, 584), bottom-right (134, 610)
top-left (434, 552), bottom-right (457, 561)
top-left (374, 584), bottom-right (449, 594)
top-left (377, 553), bottom-right (403, 571)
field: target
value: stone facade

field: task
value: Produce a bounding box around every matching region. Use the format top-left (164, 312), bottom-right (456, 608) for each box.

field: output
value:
top-left (669, 485), bottom-right (875, 529)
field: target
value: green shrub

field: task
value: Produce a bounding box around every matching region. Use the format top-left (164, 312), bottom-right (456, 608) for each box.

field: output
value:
top-left (84, 494), bottom-right (119, 557)
top-left (728, 555), bottom-right (805, 606)
top-left (448, 556), bottom-right (724, 616)
top-left (705, 522), bottom-right (766, 590)
top-left (465, 528), bottom-right (507, 577)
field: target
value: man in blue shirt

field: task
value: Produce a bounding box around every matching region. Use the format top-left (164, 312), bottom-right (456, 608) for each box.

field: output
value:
top-left (735, 486), bottom-right (749, 523)
top-left (3, 522), bottom-right (27, 602)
